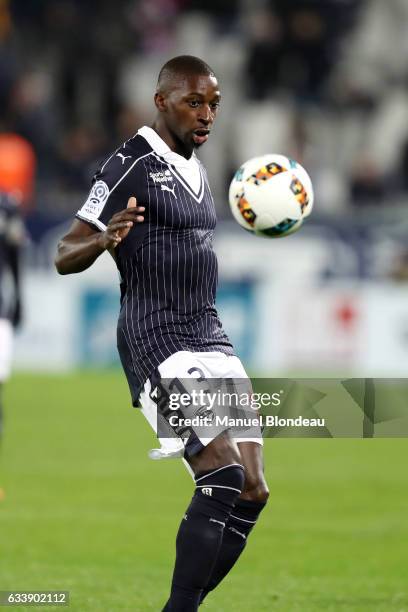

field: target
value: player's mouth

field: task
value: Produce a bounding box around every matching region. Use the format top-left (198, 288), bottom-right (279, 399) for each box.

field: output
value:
top-left (192, 129), bottom-right (210, 145)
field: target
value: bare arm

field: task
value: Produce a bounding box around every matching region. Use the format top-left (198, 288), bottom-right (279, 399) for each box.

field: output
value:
top-left (55, 196), bottom-right (144, 275)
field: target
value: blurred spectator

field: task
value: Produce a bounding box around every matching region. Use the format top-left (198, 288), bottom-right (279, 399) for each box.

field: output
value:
top-left (349, 157), bottom-right (386, 206)
top-left (57, 125), bottom-right (107, 191)
top-left (0, 129), bottom-right (29, 447)
top-left (0, 0), bottom-right (19, 118)
top-left (0, 133), bottom-right (36, 212)
top-left (245, 1), bottom-right (358, 103)
top-left (7, 71), bottom-right (57, 178)
top-left (127, 0), bottom-right (183, 55)
top-left (244, 8), bottom-right (284, 100)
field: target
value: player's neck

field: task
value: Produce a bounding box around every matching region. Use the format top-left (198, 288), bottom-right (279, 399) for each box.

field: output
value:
top-left (150, 121), bottom-right (193, 160)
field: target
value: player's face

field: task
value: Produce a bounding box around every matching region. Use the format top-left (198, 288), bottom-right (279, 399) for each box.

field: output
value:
top-left (158, 74), bottom-right (221, 153)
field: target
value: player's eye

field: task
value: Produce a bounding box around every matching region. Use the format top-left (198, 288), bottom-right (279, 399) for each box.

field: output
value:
top-left (188, 100), bottom-right (200, 108)
top-left (210, 102), bottom-right (220, 110)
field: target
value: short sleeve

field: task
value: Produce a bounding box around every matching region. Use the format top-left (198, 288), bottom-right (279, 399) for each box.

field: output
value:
top-left (76, 149), bottom-right (139, 231)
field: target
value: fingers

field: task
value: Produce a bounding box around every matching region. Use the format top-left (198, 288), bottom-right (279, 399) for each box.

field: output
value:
top-left (105, 199), bottom-right (145, 248)
top-left (108, 221), bottom-right (134, 232)
top-left (117, 208), bottom-right (145, 215)
top-left (127, 212), bottom-right (144, 221)
top-left (113, 214), bottom-right (144, 224)
top-left (111, 208), bottom-right (145, 223)
top-left (104, 221), bottom-right (131, 246)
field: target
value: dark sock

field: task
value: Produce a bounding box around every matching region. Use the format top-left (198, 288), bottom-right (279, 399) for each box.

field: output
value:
top-left (200, 498), bottom-right (266, 603)
top-left (162, 464), bottom-right (245, 612)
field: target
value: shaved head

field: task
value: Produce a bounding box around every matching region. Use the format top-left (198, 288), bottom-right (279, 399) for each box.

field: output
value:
top-left (157, 55), bottom-right (216, 94)
top-left (153, 55), bottom-right (220, 158)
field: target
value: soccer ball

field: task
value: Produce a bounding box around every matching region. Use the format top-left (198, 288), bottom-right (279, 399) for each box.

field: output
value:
top-left (228, 154), bottom-right (314, 238)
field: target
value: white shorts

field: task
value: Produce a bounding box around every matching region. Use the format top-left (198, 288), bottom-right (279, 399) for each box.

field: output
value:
top-left (139, 351), bottom-right (263, 459)
top-left (0, 319), bottom-right (13, 382)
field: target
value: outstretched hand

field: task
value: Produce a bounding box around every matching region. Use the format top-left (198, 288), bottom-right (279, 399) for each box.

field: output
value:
top-left (100, 196), bottom-right (145, 250)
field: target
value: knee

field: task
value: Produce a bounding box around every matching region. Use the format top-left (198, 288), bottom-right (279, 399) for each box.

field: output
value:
top-left (244, 485), bottom-right (269, 504)
top-left (193, 463), bottom-right (246, 518)
top-left (188, 431), bottom-right (241, 474)
top-left (241, 473), bottom-right (269, 504)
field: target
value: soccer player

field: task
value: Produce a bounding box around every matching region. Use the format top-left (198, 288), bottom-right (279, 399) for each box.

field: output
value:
top-left (0, 133), bottom-right (34, 501)
top-left (55, 55), bottom-right (269, 611)
top-left (0, 192), bottom-right (24, 451)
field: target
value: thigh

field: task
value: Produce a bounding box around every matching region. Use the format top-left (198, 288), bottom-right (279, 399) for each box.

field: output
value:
top-left (237, 441), bottom-right (268, 500)
top-left (139, 351), bottom-right (233, 460)
top-left (140, 351), bottom-right (264, 474)
top-left (186, 430), bottom-right (242, 476)
top-left (139, 377), bottom-right (185, 458)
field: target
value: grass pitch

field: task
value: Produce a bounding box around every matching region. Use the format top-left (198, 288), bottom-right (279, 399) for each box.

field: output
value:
top-left (1, 372), bottom-right (407, 611)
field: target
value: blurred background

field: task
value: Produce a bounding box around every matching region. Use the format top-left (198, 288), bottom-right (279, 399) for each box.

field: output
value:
top-left (3, 0), bottom-right (408, 377)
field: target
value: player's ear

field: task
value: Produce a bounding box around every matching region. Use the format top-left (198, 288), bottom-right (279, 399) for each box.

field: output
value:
top-left (154, 92), bottom-right (167, 112)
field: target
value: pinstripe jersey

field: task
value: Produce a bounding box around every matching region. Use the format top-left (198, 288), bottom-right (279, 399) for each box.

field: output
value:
top-left (77, 126), bottom-right (234, 404)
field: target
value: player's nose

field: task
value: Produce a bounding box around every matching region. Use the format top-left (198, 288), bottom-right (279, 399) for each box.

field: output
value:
top-left (197, 105), bottom-right (211, 125)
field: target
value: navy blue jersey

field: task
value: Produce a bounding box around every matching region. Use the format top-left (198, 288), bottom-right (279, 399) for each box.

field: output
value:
top-left (0, 192), bottom-right (24, 321)
top-left (77, 126), bottom-right (233, 404)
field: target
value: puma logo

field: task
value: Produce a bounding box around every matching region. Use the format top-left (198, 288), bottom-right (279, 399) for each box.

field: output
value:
top-left (161, 184), bottom-right (177, 197)
top-left (117, 153), bottom-right (132, 165)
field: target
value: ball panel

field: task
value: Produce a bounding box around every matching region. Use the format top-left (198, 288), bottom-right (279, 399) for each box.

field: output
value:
top-left (256, 218), bottom-right (303, 238)
top-left (290, 176), bottom-right (309, 214)
top-left (291, 166), bottom-right (314, 217)
top-left (228, 186), bottom-right (256, 230)
top-left (236, 192), bottom-right (257, 228)
top-left (246, 160), bottom-right (288, 186)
